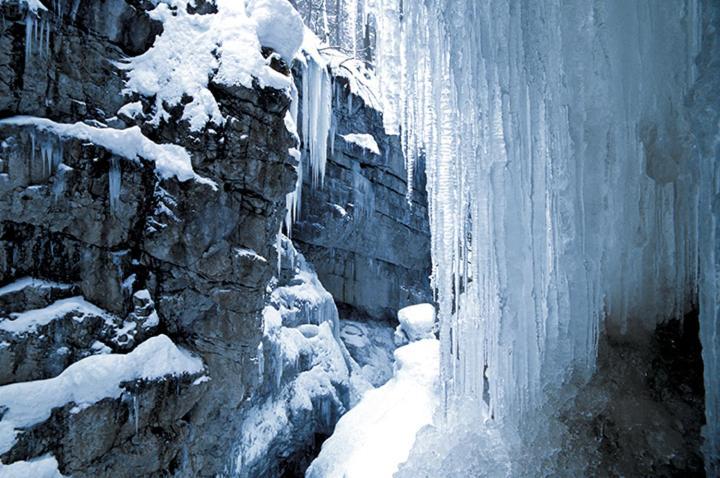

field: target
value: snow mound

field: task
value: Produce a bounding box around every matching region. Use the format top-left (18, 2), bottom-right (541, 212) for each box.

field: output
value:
top-left (0, 334), bottom-right (204, 454)
top-left (396, 303), bottom-right (436, 343)
top-left (306, 339), bottom-right (440, 478)
top-left (0, 116), bottom-right (214, 187)
top-left (341, 133), bottom-right (380, 155)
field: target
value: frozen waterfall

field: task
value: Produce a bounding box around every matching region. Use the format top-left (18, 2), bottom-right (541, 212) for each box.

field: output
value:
top-left (367, 0), bottom-right (716, 474)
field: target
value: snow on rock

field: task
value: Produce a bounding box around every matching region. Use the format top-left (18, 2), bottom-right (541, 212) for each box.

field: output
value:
top-left (0, 277), bottom-right (72, 297)
top-left (395, 303), bottom-right (436, 344)
top-left (0, 334), bottom-right (204, 454)
top-left (0, 454), bottom-right (66, 478)
top-left (341, 133), bottom-right (380, 155)
top-left (306, 338), bottom-right (440, 478)
top-left (0, 296), bottom-right (115, 334)
top-left (232, 237), bottom-right (369, 474)
top-left (120, 0), bottom-right (303, 133)
top-left (0, 116), bottom-right (215, 187)
top-left (247, 0), bottom-right (304, 62)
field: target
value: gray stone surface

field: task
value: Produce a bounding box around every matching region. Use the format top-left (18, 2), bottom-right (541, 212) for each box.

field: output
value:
top-left (293, 73), bottom-right (432, 321)
top-left (0, 1), bottom-right (298, 476)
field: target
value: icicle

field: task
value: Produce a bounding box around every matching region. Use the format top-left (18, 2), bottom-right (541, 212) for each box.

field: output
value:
top-left (374, 0), bottom-right (702, 437)
top-left (108, 158), bottom-right (121, 213)
top-left (133, 393), bottom-right (139, 435)
top-left (300, 54), bottom-right (332, 188)
top-left (25, 14), bottom-right (35, 59)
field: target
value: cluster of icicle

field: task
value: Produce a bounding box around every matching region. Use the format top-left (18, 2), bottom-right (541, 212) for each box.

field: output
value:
top-left (280, 42), bottom-right (333, 277)
top-left (373, 0), bottom-right (714, 468)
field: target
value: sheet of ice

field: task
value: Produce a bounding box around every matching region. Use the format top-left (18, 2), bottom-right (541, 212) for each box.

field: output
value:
top-left (0, 116), bottom-right (214, 187)
top-left (0, 334), bottom-right (203, 454)
top-left (396, 303), bottom-right (435, 342)
top-left (0, 277), bottom-right (72, 296)
top-left (306, 339), bottom-right (439, 478)
top-left (341, 133), bottom-right (380, 155)
top-left (120, 0), bottom-right (303, 132)
top-left (0, 296), bottom-right (115, 334)
top-left (0, 454), bottom-right (66, 478)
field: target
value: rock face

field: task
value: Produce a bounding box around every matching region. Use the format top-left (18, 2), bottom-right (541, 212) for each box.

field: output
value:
top-left (0, 1), bottom-right (299, 476)
top-left (293, 73), bottom-right (432, 321)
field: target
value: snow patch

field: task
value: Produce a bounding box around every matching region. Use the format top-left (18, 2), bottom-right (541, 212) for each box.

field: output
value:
top-left (0, 277), bottom-right (72, 296)
top-left (341, 133), bottom-right (380, 155)
top-left (120, 0), bottom-right (303, 133)
top-left (0, 454), bottom-right (66, 478)
top-left (0, 297), bottom-right (115, 334)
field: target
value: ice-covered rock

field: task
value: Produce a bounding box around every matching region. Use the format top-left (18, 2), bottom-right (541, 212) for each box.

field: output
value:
top-left (232, 236), bottom-right (369, 477)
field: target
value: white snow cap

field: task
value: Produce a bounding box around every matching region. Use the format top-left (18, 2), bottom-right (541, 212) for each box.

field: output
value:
top-left (397, 303), bottom-right (436, 342)
top-left (341, 133), bottom-right (380, 155)
top-left (247, 0), bottom-right (304, 62)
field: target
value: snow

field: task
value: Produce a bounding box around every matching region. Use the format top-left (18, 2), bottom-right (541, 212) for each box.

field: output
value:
top-left (117, 102), bottom-right (144, 120)
top-left (0, 334), bottom-right (203, 454)
top-left (306, 339), bottom-right (439, 478)
top-left (120, 0), bottom-right (303, 133)
top-left (0, 116), bottom-right (215, 187)
top-left (0, 454), bottom-right (66, 478)
top-left (341, 133), bottom-right (380, 155)
top-left (396, 303), bottom-right (435, 343)
top-left (0, 277), bottom-right (72, 296)
top-left (0, 297), bottom-right (115, 334)
top-left (247, 0), bottom-right (304, 62)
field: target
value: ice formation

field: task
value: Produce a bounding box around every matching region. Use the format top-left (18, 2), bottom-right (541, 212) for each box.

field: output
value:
top-left (298, 31), bottom-right (333, 188)
top-left (366, 0), bottom-right (714, 473)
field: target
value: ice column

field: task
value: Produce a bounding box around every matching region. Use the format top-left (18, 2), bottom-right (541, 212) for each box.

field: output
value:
top-left (376, 0), bottom-right (703, 432)
top-left (694, 1), bottom-right (720, 473)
